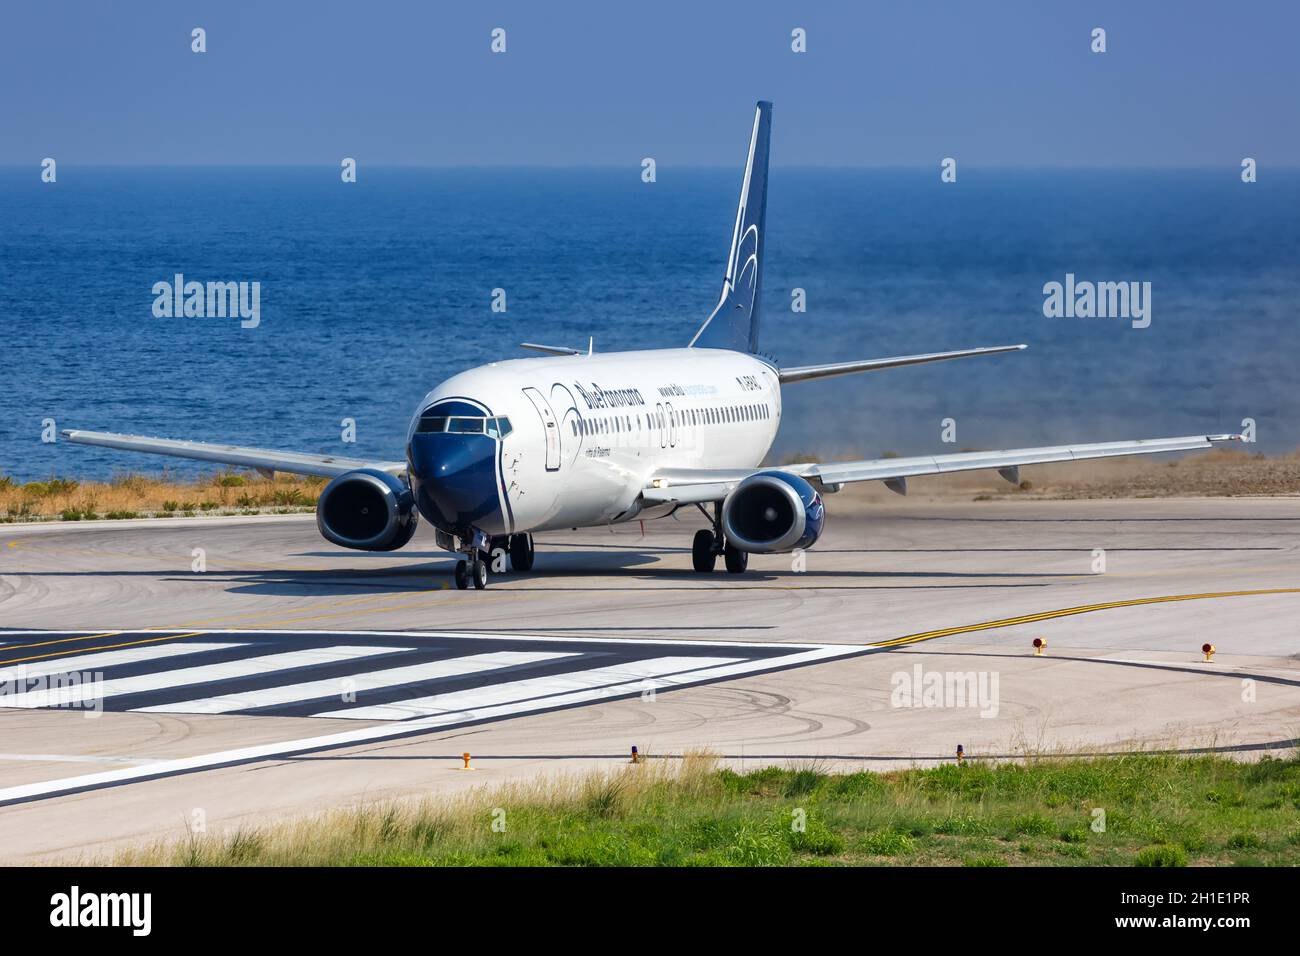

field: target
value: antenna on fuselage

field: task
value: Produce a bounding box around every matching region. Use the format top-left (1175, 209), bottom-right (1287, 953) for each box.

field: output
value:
top-left (588, 336), bottom-right (594, 356)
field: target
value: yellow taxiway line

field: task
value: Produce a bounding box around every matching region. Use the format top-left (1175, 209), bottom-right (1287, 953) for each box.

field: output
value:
top-left (870, 587), bottom-right (1300, 648)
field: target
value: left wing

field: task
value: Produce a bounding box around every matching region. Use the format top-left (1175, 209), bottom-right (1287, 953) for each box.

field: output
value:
top-left (643, 433), bottom-right (1241, 505)
top-left (61, 430), bottom-right (406, 479)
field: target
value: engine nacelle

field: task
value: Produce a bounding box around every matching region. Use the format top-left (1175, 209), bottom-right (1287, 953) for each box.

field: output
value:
top-left (316, 469), bottom-right (419, 551)
top-left (722, 470), bottom-right (825, 553)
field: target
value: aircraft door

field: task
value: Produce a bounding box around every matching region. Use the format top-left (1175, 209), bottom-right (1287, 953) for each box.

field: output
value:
top-left (522, 387), bottom-right (561, 471)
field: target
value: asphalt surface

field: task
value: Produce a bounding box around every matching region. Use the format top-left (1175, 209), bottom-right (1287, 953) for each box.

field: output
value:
top-left (0, 495), bottom-right (1296, 861)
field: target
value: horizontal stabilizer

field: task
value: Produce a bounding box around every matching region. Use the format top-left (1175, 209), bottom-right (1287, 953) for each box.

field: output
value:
top-left (779, 344), bottom-right (1026, 384)
top-left (520, 342), bottom-right (582, 356)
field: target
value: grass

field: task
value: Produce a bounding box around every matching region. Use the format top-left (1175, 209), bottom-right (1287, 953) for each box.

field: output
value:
top-left (109, 751), bottom-right (1300, 867)
top-left (0, 469), bottom-right (326, 522)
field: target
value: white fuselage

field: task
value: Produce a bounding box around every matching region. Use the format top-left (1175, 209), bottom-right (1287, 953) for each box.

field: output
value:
top-left (410, 348), bottom-right (781, 534)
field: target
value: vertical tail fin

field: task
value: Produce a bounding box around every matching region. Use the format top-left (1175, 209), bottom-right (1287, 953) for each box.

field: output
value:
top-left (689, 100), bottom-right (772, 353)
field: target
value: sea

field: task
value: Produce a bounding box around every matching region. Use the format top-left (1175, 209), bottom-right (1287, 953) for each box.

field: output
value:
top-left (1, 166), bottom-right (1296, 481)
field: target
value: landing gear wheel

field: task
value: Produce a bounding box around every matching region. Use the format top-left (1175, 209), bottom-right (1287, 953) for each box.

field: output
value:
top-left (509, 533), bottom-right (535, 572)
top-left (454, 560), bottom-right (469, 590)
top-left (472, 555), bottom-right (489, 590)
top-left (724, 542), bottom-right (749, 574)
top-left (692, 529), bottom-right (718, 573)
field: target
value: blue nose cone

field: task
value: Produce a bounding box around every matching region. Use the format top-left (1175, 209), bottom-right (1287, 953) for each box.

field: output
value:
top-left (408, 432), bottom-right (501, 532)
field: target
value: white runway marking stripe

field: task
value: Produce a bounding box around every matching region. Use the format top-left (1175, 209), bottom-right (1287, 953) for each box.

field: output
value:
top-left (0, 642), bottom-right (238, 684)
top-left (316, 655), bottom-right (743, 721)
top-left (0, 645), bottom-right (402, 709)
top-left (134, 651), bottom-right (579, 715)
top-left (0, 644), bottom-right (862, 805)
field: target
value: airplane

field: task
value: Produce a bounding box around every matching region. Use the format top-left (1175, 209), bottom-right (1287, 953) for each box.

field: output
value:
top-left (63, 101), bottom-right (1240, 590)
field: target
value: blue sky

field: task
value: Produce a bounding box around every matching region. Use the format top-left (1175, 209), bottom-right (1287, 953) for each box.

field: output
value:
top-left (2, 0), bottom-right (1296, 166)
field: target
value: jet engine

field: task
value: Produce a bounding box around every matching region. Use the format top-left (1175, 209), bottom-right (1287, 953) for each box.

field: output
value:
top-left (316, 469), bottom-right (418, 551)
top-left (721, 471), bottom-right (825, 553)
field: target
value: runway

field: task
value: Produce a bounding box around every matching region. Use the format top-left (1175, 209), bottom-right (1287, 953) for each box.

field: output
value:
top-left (0, 494), bottom-right (1297, 861)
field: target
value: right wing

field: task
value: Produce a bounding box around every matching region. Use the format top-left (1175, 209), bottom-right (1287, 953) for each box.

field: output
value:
top-left (61, 429), bottom-right (406, 479)
top-left (644, 433), bottom-right (1241, 505)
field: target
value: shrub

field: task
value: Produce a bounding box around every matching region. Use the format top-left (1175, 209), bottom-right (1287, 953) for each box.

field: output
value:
top-left (783, 810), bottom-right (844, 855)
top-left (111, 473), bottom-right (150, 495)
top-left (1134, 844), bottom-right (1188, 867)
top-left (1010, 813), bottom-right (1055, 836)
top-left (857, 828), bottom-right (915, 856)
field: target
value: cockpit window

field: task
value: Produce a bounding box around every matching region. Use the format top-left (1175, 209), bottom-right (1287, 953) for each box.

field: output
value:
top-left (448, 417), bottom-right (485, 434)
top-left (417, 413), bottom-right (512, 438)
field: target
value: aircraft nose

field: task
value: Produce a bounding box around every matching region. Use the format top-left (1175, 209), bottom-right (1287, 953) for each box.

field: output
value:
top-left (408, 432), bottom-right (500, 531)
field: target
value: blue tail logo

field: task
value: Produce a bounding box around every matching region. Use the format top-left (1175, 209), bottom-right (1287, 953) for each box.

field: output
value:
top-left (690, 101), bottom-right (772, 354)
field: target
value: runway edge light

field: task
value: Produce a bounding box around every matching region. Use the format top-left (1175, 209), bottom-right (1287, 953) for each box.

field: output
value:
top-left (630, 745), bottom-right (639, 764)
top-left (1202, 643), bottom-right (1216, 662)
top-left (459, 751), bottom-right (474, 771)
top-left (956, 744), bottom-right (965, 765)
top-left (1033, 637), bottom-right (1046, 656)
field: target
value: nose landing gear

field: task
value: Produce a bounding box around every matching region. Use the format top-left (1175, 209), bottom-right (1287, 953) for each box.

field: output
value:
top-left (454, 554), bottom-right (489, 590)
top-left (452, 532), bottom-right (536, 590)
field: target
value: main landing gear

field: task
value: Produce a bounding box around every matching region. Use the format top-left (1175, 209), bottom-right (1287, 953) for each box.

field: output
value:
top-left (453, 533), bottom-right (536, 590)
top-left (692, 502), bottom-right (748, 574)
